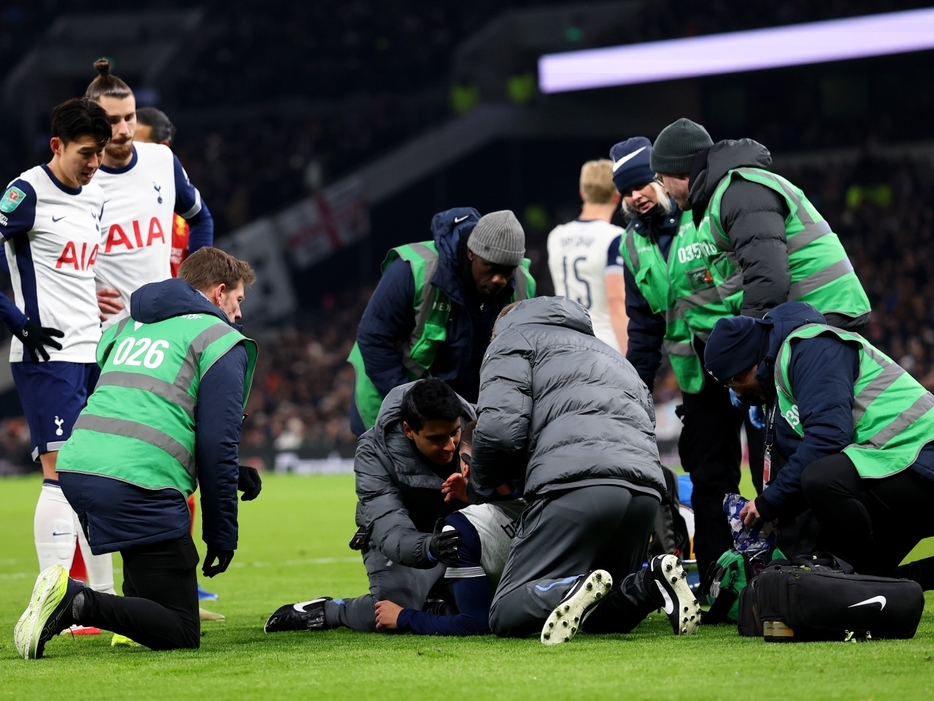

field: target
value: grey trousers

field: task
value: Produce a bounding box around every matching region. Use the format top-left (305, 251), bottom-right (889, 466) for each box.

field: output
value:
top-left (324, 543), bottom-right (447, 632)
top-left (489, 484), bottom-right (659, 638)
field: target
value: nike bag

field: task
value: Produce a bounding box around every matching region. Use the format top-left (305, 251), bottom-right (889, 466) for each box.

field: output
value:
top-left (754, 565), bottom-right (923, 642)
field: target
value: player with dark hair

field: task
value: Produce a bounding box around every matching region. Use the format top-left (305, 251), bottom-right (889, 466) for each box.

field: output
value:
top-left (265, 378), bottom-right (474, 633)
top-left (374, 420), bottom-right (526, 636)
top-left (135, 107), bottom-right (189, 277)
top-left (0, 97), bottom-right (117, 609)
top-left (14, 248), bottom-right (259, 659)
top-left (86, 59), bottom-right (214, 327)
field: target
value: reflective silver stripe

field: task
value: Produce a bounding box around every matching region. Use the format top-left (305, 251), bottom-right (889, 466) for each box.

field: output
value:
top-left (100, 317), bottom-right (134, 364)
top-left (788, 258), bottom-right (854, 300)
top-left (663, 339), bottom-right (695, 357)
top-left (178, 188), bottom-right (203, 220)
top-left (175, 323), bottom-right (240, 388)
top-left (514, 269), bottom-right (529, 300)
top-left (401, 243), bottom-right (440, 378)
top-left (96, 371), bottom-right (196, 417)
top-left (786, 221), bottom-right (833, 254)
top-left (852, 363), bottom-right (903, 422)
top-left (862, 392), bottom-right (934, 449)
top-left (73, 414), bottom-right (196, 478)
top-left (444, 566), bottom-right (486, 579)
top-left (681, 286), bottom-right (720, 310)
top-left (625, 232), bottom-right (641, 271)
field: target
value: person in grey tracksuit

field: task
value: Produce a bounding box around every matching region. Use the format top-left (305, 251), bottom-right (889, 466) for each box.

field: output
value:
top-left (265, 379), bottom-right (474, 633)
top-left (471, 296), bottom-right (680, 638)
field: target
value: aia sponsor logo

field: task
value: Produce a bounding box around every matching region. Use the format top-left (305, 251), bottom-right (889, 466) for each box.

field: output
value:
top-left (105, 217), bottom-right (166, 253)
top-left (55, 242), bottom-right (99, 270)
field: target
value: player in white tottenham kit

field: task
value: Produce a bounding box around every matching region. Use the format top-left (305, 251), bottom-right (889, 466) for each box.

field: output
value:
top-left (85, 59), bottom-right (214, 328)
top-left (0, 98), bottom-right (117, 600)
top-left (547, 159), bottom-right (628, 354)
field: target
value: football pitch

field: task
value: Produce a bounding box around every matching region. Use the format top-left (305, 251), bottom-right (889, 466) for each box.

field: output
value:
top-left (2, 473), bottom-right (934, 701)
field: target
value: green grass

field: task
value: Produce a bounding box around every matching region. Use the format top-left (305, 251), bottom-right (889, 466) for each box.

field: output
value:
top-left (2, 474), bottom-right (934, 700)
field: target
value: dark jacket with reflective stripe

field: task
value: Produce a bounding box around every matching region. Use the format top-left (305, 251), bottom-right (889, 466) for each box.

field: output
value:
top-left (471, 297), bottom-right (665, 500)
top-left (688, 140), bottom-right (870, 329)
top-left (354, 208), bottom-right (521, 418)
top-left (751, 302), bottom-right (934, 521)
top-left (61, 279), bottom-right (247, 553)
top-left (354, 382), bottom-right (475, 568)
top-left (623, 203), bottom-right (679, 390)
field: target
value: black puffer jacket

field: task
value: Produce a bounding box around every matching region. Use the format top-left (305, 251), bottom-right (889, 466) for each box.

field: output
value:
top-left (688, 139), bottom-right (792, 320)
top-left (354, 381), bottom-right (475, 568)
top-left (470, 297), bottom-right (665, 501)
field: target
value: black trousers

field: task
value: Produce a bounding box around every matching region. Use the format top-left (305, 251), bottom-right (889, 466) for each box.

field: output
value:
top-left (77, 535), bottom-right (201, 650)
top-left (801, 453), bottom-right (934, 585)
top-left (678, 378), bottom-right (746, 585)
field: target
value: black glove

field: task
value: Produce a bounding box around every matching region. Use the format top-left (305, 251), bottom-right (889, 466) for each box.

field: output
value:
top-left (17, 320), bottom-right (63, 362)
top-left (238, 465), bottom-right (262, 501)
top-left (427, 518), bottom-right (460, 566)
top-left (202, 547), bottom-right (234, 577)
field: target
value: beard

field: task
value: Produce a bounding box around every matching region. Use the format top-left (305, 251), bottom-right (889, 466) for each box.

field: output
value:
top-left (106, 140), bottom-right (133, 162)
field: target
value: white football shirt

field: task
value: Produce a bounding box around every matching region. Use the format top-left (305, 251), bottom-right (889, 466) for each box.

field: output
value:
top-left (94, 142), bottom-right (204, 328)
top-left (547, 219), bottom-right (625, 352)
top-left (0, 165), bottom-right (105, 362)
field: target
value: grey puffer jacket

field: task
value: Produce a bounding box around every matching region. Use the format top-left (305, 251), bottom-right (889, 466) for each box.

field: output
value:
top-left (354, 382), bottom-right (476, 568)
top-left (470, 297), bottom-right (665, 501)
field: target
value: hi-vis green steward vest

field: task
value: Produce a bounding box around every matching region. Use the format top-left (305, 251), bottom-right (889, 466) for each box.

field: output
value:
top-left (57, 313), bottom-right (257, 495)
top-left (776, 324), bottom-right (934, 479)
top-left (677, 168), bottom-right (870, 340)
top-left (621, 210), bottom-right (715, 394)
top-left (348, 240), bottom-right (535, 430)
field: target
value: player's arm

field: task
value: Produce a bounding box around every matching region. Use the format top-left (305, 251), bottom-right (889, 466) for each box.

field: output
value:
top-left (0, 181), bottom-right (66, 360)
top-left (355, 434), bottom-right (436, 568)
top-left (605, 235), bottom-right (628, 355)
top-left (195, 343), bottom-right (247, 574)
top-left (172, 154), bottom-right (213, 251)
top-left (720, 179), bottom-right (790, 318)
top-left (471, 331), bottom-right (533, 495)
top-left (378, 513), bottom-right (491, 635)
top-left (755, 336), bottom-right (858, 522)
top-left (355, 259), bottom-right (416, 397)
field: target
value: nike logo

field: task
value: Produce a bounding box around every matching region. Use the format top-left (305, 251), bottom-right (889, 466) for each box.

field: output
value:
top-left (292, 599), bottom-right (324, 612)
top-left (51, 532), bottom-right (71, 536)
top-left (454, 215), bottom-right (470, 224)
top-left (613, 146), bottom-right (647, 172)
top-left (654, 580), bottom-right (674, 614)
top-left (52, 215), bottom-right (66, 222)
top-left (848, 595), bottom-right (886, 610)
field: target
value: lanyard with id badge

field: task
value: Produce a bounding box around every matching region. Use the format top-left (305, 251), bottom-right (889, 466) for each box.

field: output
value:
top-left (762, 402), bottom-right (778, 487)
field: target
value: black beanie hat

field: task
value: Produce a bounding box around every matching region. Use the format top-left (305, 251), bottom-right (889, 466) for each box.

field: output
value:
top-left (650, 118), bottom-right (714, 175)
top-left (704, 315), bottom-right (771, 384)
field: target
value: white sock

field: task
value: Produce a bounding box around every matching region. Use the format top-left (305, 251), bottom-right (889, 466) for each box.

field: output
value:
top-left (75, 512), bottom-right (115, 594)
top-left (34, 482), bottom-right (76, 572)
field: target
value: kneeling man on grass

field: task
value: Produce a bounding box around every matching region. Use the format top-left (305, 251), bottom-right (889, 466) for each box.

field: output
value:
top-left (373, 420), bottom-right (526, 635)
top-left (14, 248), bottom-right (260, 659)
top-left (471, 297), bottom-right (700, 644)
top-left (265, 378), bottom-right (474, 633)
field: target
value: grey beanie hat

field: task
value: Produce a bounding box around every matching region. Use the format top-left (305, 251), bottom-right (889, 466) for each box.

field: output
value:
top-left (650, 118), bottom-right (714, 175)
top-left (467, 210), bottom-right (525, 266)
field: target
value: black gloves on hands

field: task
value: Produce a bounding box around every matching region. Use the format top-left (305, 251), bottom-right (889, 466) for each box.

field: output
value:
top-left (238, 465), bottom-right (262, 501)
top-left (18, 320), bottom-right (63, 362)
top-left (428, 518), bottom-right (460, 566)
top-left (203, 547), bottom-right (234, 577)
